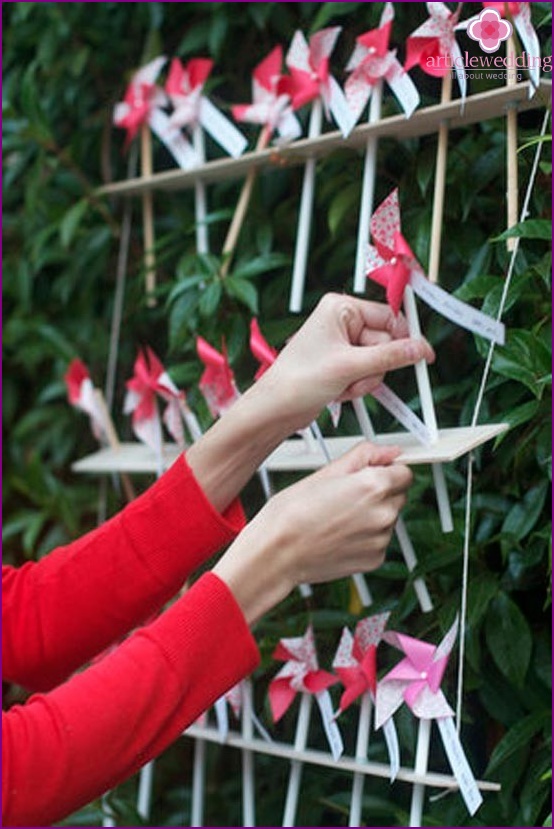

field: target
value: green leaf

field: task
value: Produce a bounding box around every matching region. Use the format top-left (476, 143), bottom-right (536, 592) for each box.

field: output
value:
top-left (327, 182), bottom-right (359, 236)
top-left (486, 710), bottom-right (550, 773)
top-left (167, 274), bottom-right (205, 305)
top-left (224, 277), bottom-right (258, 314)
top-left (494, 219), bottom-right (552, 241)
top-left (198, 280), bottom-right (222, 317)
top-left (231, 253), bottom-right (289, 281)
top-left (501, 481), bottom-right (548, 541)
top-left (60, 199), bottom-right (88, 248)
top-left (485, 594), bottom-right (533, 688)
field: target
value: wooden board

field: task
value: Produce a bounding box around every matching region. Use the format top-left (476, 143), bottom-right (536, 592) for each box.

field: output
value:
top-left (97, 81), bottom-right (550, 198)
top-left (71, 424), bottom-right (508, 475)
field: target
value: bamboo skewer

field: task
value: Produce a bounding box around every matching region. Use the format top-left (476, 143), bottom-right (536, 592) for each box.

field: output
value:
top-left (220, 126), bottom-right (272, 278)
top-left (140, 123), bottom-right (157, 306)
top-left (428, 73), bottom-right (452, 284)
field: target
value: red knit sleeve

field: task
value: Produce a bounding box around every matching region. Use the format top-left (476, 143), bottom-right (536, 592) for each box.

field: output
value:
top-left (2, 573), bottom-right (260, 828)
top-left (2, 455), bottom-right (246, 692)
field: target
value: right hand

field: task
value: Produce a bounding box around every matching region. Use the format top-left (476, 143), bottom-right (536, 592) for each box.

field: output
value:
top-left (213, 442), bottom-right (412, 624)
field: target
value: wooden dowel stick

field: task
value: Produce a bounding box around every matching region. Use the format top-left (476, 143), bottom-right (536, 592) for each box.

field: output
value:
top-left (428, 73), bottom-right (452, 285)
top-left (506, 37), bottom-right (519, 252)
top-left (93, 389), bottom-right (136, 502)
top-left (353, 82), bottom-right (383, 294)
top-left (409, 718), bottom-right (432, 827)
top-left (141, 123), bottom-right (157, 306)
top-left (220, 126), bottom-right (271, 278)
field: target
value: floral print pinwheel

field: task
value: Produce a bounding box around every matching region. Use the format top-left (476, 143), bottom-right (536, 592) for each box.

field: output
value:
top-left (375, 618), bottom-right (483, 819)
top-left (404, 2), bottom-right (467, 100)
top-left (333, 613), bottom-right (400, 826)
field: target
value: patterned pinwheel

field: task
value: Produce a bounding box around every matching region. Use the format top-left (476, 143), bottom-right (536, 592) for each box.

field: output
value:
top-left (196, 337), bottom-right (240, 419)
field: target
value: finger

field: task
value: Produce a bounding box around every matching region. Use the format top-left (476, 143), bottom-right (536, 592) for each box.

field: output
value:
top-left (340, 297), bottom-right (410, 340)
top-left (359, 329), bottom-right (392, 348)
top-left (345, 336), bottom-right (435, 386)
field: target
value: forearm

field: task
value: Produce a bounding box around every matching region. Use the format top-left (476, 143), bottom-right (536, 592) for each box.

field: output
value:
top-left (2, 573), bottom-right (259, 828)
top-left (187, 373), bottom-right (296, 513)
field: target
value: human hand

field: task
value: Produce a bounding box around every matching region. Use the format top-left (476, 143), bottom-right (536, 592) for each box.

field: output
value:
top-left (213, 442), bottom-right (412, 624)
top-left (252, 293), bottom-right (435, 432)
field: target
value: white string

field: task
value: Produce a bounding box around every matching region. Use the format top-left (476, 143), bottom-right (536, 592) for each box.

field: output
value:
top-left (456, 108), bottom-right (551, 731)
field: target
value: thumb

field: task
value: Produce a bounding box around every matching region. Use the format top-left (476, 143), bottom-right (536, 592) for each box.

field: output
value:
top-left (315, 441), bottom-right (401, 480)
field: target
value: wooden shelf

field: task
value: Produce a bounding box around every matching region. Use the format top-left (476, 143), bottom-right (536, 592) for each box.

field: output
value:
top-left (71, 424), bottom-right (508, 475)
top-left (97, 80), bottom-right (550, 198)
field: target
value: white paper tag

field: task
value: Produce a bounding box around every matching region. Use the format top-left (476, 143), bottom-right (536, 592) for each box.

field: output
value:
top-left (382, 716), bottom-right (400, 782)
top-left (371, 383), bottom-right (433, 446)
top-left (199, 97), bottom-right (248, 158)
top-left (437, 716), bottom-right (483, 816)
top-left (149, 108), bottom-right (199, 170)
top-left (328, 75), bottom-right (356, 138)
top-left (214, 696), bottom-right (229, 743)
top-left (410, 269), bottom-right (505, 345)
top-left (316, 690), bottom-right (344, 761)
top-left (387, 58), bottom-right (420, 119)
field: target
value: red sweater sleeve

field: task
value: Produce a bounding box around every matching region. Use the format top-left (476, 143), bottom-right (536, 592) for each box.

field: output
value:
top-left (2, 572), bottom-right (260, 828)
top-left (2, 455), bottom-right (245, 692)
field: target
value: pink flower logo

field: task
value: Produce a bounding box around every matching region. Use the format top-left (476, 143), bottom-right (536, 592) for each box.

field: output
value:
top-left (468, 8), bottom-right (513, 53)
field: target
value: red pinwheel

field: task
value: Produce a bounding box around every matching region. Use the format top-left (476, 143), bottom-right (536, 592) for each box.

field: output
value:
top-left (124, 346), bottom-right (186, 451)
top-left (281, 27), bottom-right (353, 137)
top-left (333, 613), bottom-right (390, 713)
top-left (269, 626), bottom-right (337, 723)
top-left (196, 337), bottom-right (240, 418)
top-left (346, 3), bottom-right (420, 122)
top-left (249, 318), bottom-right (277, 380)
top-left (64, 358), bottom-right (106, 442)
top-left (405, 2), bottom-right (466, 98)
top-left (479, 2), bottom-right (541, 89)
top-left (365, 188), bottom-right (420, 316)
top-left (113, 56), bottom-right (168, 148)
top-left (232, 46), bottom-right (301, 142)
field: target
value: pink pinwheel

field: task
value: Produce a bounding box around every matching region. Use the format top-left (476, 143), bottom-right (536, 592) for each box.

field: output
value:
top-left (281, 27), bottom-right (354, 137)
top-left (405, 2), bottom-right (466, 97)
top-left (346, 3), bottom-right (420, 122)
top-left (249, 318), bottom-right (277, 380)
top-left (64, 358), bottom-right (106, 442)
top-left (365, 188), bottom-right (420, 316)
top-left (375, 618), bottom-right (458, 728)
top-left (124, 346), bottom-right (186, 451)
top-left (196, 337), bottom-right (240, 418)
top-left (333, 613), bottom-right (390, 713)
top-left (232, 46), bottom-right (301, 142)
top-left (269, 626), bottom-right (337, 723)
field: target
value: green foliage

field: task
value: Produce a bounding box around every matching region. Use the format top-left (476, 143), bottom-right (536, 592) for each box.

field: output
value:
top-left (2, 2), bottom-right (551, 827)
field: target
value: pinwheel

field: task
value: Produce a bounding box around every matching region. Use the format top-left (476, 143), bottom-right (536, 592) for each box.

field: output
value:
top-left (65, 358), bottom-right (107, 443)
top-left (124, 347), bottom-right (200, 475)
top-left (270, 626), bottom-right (343, 827)
top-left (215, 47), bottom-right (301, 280)
top-left (114, 57), bottom-right (198, 303)
top-left (345, 3), bottom-right (421, 294)
top-left (283, 27), bottom-right (355, 312)
top-left (196, 337), bottom-right (240, 419)
top-left (165, 57), bottom-right (248, 257)
top-left (405, 2), bottom-right (466, 285)
top-left (65, 358), bottom-right (136, 502)
top-left (375, 619), bottom-right (483, 823)
top-left (480, 3), bottom-right (541, 91)
top-left (333, 614), bottom-right (400, 827)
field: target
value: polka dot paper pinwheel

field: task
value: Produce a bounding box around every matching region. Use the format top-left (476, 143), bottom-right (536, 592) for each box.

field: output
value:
top-left (375, 618), bottom-right (483, 820)
top-left (404, 2), bottom-right (467, 99)
top-left (478, 3), bottom-right (541, 90)
top-left (196, 337), bottom-right (240, 419)
top-left (64, 358), bottom-right (107, 443)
